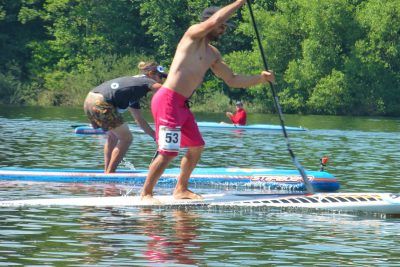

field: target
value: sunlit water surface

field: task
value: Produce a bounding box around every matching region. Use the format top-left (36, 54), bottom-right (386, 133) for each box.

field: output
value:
top-left (0, 105), bottom-right (399, 265)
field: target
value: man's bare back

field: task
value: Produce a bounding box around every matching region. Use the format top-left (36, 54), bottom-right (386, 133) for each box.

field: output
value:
top-left (163, 29), bottom-right (221, 98)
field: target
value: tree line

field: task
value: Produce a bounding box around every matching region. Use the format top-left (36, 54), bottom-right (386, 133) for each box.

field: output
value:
top-left (0, 0), bottom-right (399, 116)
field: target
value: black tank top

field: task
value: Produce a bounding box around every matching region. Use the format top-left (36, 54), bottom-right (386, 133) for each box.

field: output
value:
top-left (91, 75), bottom-right (156, 110)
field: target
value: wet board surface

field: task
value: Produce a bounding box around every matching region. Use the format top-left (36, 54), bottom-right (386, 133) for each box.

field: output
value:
top-left (1, 193), bottom-right (399, 214)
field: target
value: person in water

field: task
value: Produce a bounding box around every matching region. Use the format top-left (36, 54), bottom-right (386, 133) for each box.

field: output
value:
top-left (226, 101), bottom-right (247, 125)
top-left (141, 0), bottom-right (275, 202)
top-left (83, 61), bottom-right (167, 173)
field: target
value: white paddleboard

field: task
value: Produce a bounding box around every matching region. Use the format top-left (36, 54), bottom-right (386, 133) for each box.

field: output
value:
top-left (1, 193), bottom-right (399, 214)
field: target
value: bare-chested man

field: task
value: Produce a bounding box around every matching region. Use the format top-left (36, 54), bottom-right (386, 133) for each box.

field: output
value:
top-left (141, 0), bottom-right (275, 202)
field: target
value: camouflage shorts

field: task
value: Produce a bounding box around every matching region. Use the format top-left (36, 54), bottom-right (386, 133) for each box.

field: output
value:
top-left (84, 99), bottom-right (124, 131)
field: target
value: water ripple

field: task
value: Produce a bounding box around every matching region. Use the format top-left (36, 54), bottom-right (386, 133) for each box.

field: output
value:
top-left (0, 107), bottom-right (400, 265)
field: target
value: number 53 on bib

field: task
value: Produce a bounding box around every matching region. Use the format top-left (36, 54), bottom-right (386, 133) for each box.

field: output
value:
top-left (158, 126), bottom-right (181, 152)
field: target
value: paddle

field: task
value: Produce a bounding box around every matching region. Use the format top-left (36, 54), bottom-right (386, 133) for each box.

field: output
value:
top-left (246, 0), bottom-right (314, 193)
top-left (150, 150), bottom-right (159, 165)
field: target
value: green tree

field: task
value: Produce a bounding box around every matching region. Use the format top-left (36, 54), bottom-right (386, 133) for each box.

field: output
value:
top-left (346, 0), bottom-right (400, 115)
top-left (28, 0), bottom-right (150, 73)
top-left (1, 0), bottom-right (399, 115)
top-left (281, 0), bottom-right (359, 113)
top-left (0, 0), bottom-right (47, 103)
top-left (307, 69), bottom-right (351, 114)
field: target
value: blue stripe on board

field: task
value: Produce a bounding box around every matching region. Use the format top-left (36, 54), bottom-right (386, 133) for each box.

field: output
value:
top-left (0, 167), bottom-right (339, 192)
top-left (74, 122), bottom-right (306, 134)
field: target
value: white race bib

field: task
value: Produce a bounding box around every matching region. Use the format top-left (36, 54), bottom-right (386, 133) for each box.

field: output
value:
top-left (158, 126), bottom-right (181, 152)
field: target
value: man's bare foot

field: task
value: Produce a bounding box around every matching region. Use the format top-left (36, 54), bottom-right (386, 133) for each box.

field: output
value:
top-left (173, 189), bottom-right (203, 200)
top-left (140, 195), bottom-right (162, 205)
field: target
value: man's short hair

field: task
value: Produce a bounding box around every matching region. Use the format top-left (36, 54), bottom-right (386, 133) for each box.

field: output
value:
top-left (236, 101), bottom-right (243, 106)
top-left (201, 6), bottom-right (221, 21)
top-left (201, 6), bottom-right (234, 27)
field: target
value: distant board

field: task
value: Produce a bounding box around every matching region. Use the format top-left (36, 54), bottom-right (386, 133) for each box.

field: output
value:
top-left (74, 122), bottom-right (306, 134)
top-left (197, 121), bottom-right (306, 131)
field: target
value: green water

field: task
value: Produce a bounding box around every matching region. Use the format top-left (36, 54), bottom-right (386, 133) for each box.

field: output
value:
top-left (0, 105), bottom-right (399, 266)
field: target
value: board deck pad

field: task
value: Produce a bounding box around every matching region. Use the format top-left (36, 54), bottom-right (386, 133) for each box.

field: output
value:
top-left (1, 193), bottom-right (399, 214)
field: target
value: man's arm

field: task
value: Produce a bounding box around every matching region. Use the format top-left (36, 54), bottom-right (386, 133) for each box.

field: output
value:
top-left (187, 0), bottom-right (246, 39)
top-left (211, 57), bottom-right (275, 88)
top-left (129, 108), bottom-right (155, 140)
top-left (151, 82), bottom-right (163, 91)
top-left (226, 111), bottom-right (234, 122)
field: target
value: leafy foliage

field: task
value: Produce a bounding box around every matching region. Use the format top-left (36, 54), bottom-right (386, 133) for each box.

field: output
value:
top-left (0, 0), bottom-right (399, 116)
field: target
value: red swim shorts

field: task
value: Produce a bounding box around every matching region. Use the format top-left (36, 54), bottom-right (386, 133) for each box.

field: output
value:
top-left (151, 87), bottom-right (205, 156)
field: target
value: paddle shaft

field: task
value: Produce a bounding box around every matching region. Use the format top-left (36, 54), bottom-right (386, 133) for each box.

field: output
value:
top-left (246, 0), bottom-right (313, 193)
top-left (150, 150), bottom-right (159, 165)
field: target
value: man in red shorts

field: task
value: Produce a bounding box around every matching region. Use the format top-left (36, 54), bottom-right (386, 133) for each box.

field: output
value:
top-left (226, 101), bottom-right (247, 125)
top-left (141, 0), bottom-right (275, 202)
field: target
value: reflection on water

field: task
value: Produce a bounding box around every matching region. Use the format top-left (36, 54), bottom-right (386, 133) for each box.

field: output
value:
top-left (138, 209), bottom-right (200, 265)
top-left (0, 105), bottom-right (399, 265)
top-left (1, 199), bottom-right (399, 265)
